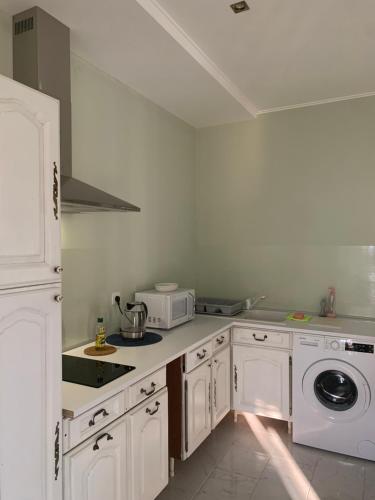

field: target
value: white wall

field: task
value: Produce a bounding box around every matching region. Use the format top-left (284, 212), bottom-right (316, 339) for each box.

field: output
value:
top-left (196, 98), bottom-right (375, 317)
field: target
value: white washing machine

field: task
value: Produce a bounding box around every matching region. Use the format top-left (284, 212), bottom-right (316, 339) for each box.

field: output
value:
top-left (293, 333), bottom-right (375, 460)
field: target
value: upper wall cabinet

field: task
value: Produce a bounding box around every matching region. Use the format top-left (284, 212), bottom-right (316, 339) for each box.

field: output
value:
top-left (0, 75), bottom-right (61, 289)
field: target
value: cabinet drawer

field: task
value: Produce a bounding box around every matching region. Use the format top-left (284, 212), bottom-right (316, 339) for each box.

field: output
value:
top-left (212, 329), bottom-right (230, 353)
top-left (185, 340), bottom-right (213, 373)
top-left (232, 327), bottom-right (291, 349)
top-left (63, 391), bottom-right (125, 452)
top-left (128, 366), bottom-right (166, 409)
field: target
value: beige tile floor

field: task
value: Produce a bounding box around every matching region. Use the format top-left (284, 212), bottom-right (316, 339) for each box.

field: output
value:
top-left (157, 412), bottom-right (375, 500)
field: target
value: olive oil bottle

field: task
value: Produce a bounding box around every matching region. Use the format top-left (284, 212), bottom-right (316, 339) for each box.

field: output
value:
top-left (95, 317), bottom-right (106, 349)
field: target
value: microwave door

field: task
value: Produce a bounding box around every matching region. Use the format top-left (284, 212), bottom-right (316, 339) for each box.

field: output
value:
top-left (187, 292), bottom-right (195, 319)
top-left (172, 296), bottom-right (188, 322)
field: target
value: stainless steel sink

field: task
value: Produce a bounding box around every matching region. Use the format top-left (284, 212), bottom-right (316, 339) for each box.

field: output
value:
top-left (242, 310), bottom-right (287, 323)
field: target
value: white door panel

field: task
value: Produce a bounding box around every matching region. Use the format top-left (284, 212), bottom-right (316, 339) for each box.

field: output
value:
top-left (64, 418), bottom-right (127, 500)
top-left (0, 285), bottom-right (62, 500)
top-left (127, 389), bottom-right (168, 500)
top-left (0, 75), bottom-right (61, 288)
top-left (185, 361), bottom-right (211, 458)
top-left (233, 345), bottom-right (290, 420)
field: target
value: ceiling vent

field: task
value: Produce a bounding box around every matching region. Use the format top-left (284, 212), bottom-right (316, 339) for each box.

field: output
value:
top-left (230, 1), bottom-right (250, 14)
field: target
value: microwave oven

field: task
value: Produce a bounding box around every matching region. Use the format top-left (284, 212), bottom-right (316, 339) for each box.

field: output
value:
top-left (135, 289), bottom-right (195, 330)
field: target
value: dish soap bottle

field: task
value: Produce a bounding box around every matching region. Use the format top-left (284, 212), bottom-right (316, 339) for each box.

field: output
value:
top-left (326, 287), bottom-right (336, 318)
top-left (95, 317), bottom-right (106, 349)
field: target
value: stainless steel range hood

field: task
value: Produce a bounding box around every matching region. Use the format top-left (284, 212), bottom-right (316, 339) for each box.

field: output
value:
top-left (13, 7), bottom-right (140, 213)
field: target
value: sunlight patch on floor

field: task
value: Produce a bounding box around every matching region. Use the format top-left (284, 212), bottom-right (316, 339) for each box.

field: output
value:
top-left (242, 412), bottom-right (320, 500)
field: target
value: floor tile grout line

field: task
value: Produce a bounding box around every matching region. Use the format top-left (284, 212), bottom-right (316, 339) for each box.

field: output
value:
top-left (190, 467), bottom-right (218, 500)
top-left (248, 455), bottom-right (271, 499)
top-left (362, 464), bottom-right (367, 500)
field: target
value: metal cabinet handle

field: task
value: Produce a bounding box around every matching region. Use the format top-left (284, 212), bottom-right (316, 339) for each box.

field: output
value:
top-left (140, 382), bottom-right (156, 396)
top-left (53, 162), bottom-right (59, 220)
top-left (208, 382), bottom-right (211, 413)
top-left (54, 295), bottom-right (63, 303)
top-left (234, 365), bottom-right (238, 392)
top-left (214, 379), bottom-right (217, 408)
top-left (184, 380), bottom-right (188, 453)
top-left (54, 266), bottom-right (63, 274)
top-left (93, 432), bottom-right (113, 451)
top-left (253, 333), bottom-right (268, 342)
top-left (216, 336), bottom-right (225, 345)
top-left (89, 408), bottom-right (109, 427)
top-left (146, 401), bottom-right (160, 415)
top-left (196, 349), bottom-right (207, 360)
top-left (54, 421), bottom-right (60, 480)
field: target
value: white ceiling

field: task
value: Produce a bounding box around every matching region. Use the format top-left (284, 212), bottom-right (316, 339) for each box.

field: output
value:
top-left (1, 0), bottom-right (375, 127)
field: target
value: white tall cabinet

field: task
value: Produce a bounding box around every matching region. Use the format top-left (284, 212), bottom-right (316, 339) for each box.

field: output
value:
top-left (0, 75), bottom-right (61, 289)
top-left (0, 74), bottom-right (62, 500)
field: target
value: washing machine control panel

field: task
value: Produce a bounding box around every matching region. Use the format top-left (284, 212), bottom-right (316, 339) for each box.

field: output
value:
top-left (325, 338), bottom-right (345, 351)
top-left (324, 338), bottom-right (374, 353)
top-left (345, 341), bottom-right (374, 354)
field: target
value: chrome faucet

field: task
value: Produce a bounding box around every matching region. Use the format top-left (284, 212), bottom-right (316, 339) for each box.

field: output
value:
top-left (245, 295), bottom-right (267, 310)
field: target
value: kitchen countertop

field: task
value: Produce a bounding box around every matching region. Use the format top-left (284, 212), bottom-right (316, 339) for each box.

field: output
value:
top-left (63, 315), bottom-right (231, 418)
top-left (63, 312), bottom-right (375, 418)
top-left (232, 310), bottom-right (375, 338)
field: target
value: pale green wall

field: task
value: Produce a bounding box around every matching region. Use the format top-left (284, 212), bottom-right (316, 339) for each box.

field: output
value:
top-left (0, 9), bottom-right (196, 349)
top-left (62, 56), bottom-right (196, 348)
top-left (196, 99), bottom-right (375, 317)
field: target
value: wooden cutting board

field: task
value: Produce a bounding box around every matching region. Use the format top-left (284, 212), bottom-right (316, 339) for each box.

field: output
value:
top-left (83, 345), bottom-right (117, 356)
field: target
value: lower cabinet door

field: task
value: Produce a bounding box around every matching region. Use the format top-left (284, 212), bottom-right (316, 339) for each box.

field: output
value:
top-left (63, 417), bottom-right (127, 500)
top-left (184, 360), bottom-right (212, 458)
top-left (232, 345), bottom-right (290, 420)
top-left (0, 286), bottom-right (62, 500)
top-left (127, 388), bottom-right (168, 500)
top-left (212, 345), bottom-right (231, 429)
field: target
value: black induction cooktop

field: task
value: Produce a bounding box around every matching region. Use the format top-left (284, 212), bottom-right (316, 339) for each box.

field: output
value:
top-left (62, 355), bottom-right (135, 388)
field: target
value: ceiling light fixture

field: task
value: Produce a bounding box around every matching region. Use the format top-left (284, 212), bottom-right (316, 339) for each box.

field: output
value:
top-left (230, 1), bottom-right (250, 14)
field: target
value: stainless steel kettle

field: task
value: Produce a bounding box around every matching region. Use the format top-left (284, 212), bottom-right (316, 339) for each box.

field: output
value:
top-left (120, 301), bottom-right (148, 339)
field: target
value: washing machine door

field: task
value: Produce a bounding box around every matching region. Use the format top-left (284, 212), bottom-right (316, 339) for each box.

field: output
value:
top-left (302, 359), bottom-right (371, 422)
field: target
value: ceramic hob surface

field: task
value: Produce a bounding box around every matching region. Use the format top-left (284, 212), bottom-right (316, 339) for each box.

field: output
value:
top-left (62, 354), bottom-right (135, 388)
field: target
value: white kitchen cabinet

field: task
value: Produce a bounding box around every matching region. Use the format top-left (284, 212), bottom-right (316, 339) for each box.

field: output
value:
top-left (64, 417), bottom-right (127, 500)
top-left (232, 344), bottom-right (290, 420)
top-left (0, 74), bottom-right (61, 289)
top-left (0, 285), bottom-right (62, 500)
top-left (184, 360), bottom-right (212, 458)
top-left (212, 345), bottom-right (231, 429)
top-left (127, 388), bottom-right (168, 500)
